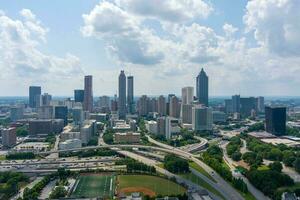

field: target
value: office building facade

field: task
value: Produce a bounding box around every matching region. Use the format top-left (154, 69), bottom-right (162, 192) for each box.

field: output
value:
top-left (265, 106), bottom-right (286, 135)
top-left (118, 70), bottom-right (126, 119)
top-left (74, 89), bottom-right (84, 103)
top-left (83, 75), bottom-right (93, 112)
top-left (196, 68), bottom-right (208, 106)
top-left (127, 76), bottom-right (134, 114)
top-left (29, 86), bottom-right (41, 108)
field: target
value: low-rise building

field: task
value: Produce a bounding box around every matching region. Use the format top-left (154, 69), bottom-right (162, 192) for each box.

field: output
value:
top-left (114, 132), bottom-right (140, 143)
top-left (59, 139), bottom-right (82, 150)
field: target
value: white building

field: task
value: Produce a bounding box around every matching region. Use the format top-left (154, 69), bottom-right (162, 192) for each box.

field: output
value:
top-left (182, 87), bottom-right (194, 104)
top-left (80, 120), bottom-right (96, 144)
top-left (165, 117), bottom-right (180, 139)
top-left (145, 120), bottom-right (158, 134)
top-left (59, 139), bottom-right (82, 150)
top-left (1, 127), bottom-right (16, 147)
top-left (192, 105), bottom-right (213, 131)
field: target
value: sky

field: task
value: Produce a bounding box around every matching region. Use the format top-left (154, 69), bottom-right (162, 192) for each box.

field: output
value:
top-left (0, 0), bottom-right (300, 97)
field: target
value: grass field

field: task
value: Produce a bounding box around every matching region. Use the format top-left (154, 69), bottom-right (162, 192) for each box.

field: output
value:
top-left (71, 173), bottom-right (116, 198)
top-left (189, 161), bottom-right (216, 182)
top-left (117, 175), bottom-right (186, 197)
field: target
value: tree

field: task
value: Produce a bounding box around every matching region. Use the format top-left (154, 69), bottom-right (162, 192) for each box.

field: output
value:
top-left (16, 127), bottom-right (28, 137)
top-left (49, 186), bottom-right (67, 199)
top-left (268, 161), bottom-right (283, 172)
top-left (293, 158), bottom-right (300, 173)
top-left (164, 154), bottom-right (189, 173)
top-left (231, 152), bottom-right (242, 161)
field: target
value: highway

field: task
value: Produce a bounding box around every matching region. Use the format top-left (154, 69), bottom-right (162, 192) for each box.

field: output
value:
top-left (220, 141), bottom-right (270, 200)
top-left (146, 135), bottom-right (244, 200)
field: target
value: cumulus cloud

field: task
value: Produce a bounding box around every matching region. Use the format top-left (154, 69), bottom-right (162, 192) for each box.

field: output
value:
top-left (115, 0), bottom-right (213, 22)
top-left (0, 9), bottom-right (83, 92)
top-left (82, 0), bottom-right (300, 95)
top-left (244, 0), bottom-right (300, 56)
top-left (81, 1), bottom-right (164, 65)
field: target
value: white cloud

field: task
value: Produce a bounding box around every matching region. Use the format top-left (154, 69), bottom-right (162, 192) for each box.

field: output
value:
top-left (0, 9), bottom-right (83, 95)
top-left (223, 23), bottom-right (238, 37)
top-left (115, 0), bottom-right (213, 22)
top-left (81, 1), bottom-right (164, 65)
top-left (244, 0), bottom-right (300, 56)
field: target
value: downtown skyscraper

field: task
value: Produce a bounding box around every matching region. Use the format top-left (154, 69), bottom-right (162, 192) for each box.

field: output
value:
top-left (29, 86), bottom-right (41, 108)
top-left (83, 75), bottom-right (93, 112)
top-left (196, 68), bottom-right (208, 106)
top-left (127, 76), bottom-right (134, 114)
top-left (118, 70), bottom-right (126, 119)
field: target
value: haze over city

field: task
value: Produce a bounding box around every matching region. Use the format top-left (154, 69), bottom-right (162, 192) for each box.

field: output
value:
top-left (1, 0), bottom-right (300, 96)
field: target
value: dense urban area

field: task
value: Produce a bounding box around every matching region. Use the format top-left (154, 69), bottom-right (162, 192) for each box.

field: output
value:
top-left (0, 69), bottom-right (300, 200)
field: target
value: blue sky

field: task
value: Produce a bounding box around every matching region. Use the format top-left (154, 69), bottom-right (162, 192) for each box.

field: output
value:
top-left (0, 0), bottom-right (299, 96)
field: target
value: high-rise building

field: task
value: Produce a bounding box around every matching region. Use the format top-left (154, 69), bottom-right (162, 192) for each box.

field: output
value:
top-left (240, 97), bottom-right (256, 117)
top-left (83, 75), bottom-right (93, 112)
top-left (157, 117), bottom-right (166, 136)
top-left (265, 106), bottom-right (286, 136)
top-left (29, 86), bottom-right (41, 108)
top-left (10, 106), bottom-right (24, 122)
top-left (181, 104), bottom-right (193, 124)
top-left (225, 99), bottom-right (233, 113)
top-left (232, 95), bottom-right (240, 113)
top-left (38, 106), bottom-right (54, 119)
top-left (55, 106), bottom-right (68, 126)
top-left (149, 98), bottom-right (158, 113)
top-left (137, 95), bottom-right (149, 116)
top-left (111, 94), bottom-right (118, 112)
top-left (169, 96), bottom-right (180, 118)
top-left (74, 89), bottom-right (84, 103)
top-left (99, 96), bottom-right (110, 109)
top-left (1, 127), bottom-right (16, 148)
top-left (196, 68), bottom-right (208, 106)
top-left (165, 117), bottom-right (180, 139)
top-left (42, 93), bottom-right (52, 106)
top-left (182, 87), bottom-right (194, 105)
top-left (72, 107), bottom-right (83, 125)
top-left (157, 95), bottom-right (166, 116)
top-left (257, 96), bottom-right (265, 113)
top-left (118, 70), bottom-right (126, 119)
top-left (192, 105), bottom-right (213, 131)
top-left (127, 76), bottom-right (134, 114)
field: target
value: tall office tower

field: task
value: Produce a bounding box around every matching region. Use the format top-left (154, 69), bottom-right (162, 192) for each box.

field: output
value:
top-left (127, 76), bottom-right (134, 114)
top-left (225, 99), bottom-right (233, 113)
top-left (157, 117), bottom-right (166, 136)
top-left (29, 86), bottom-right (41, 108)
top-left (74, 89), bottom-right (84, 103)
top-left (192, 105), bottom-right (213, 131)
top-left (182, 87), bottom-right (194, 105)
top-left (196, 68), bottom-right (208, 106)
top-left (240, 97), bottom-right (256, 117)
top-left (182, 104), bottom-right (193, 124)
top-left (10, 106), bottom-right (24, 122)
top-left (111, 95), bottom-right (118, 112)
top-left (257, 96), bottom-right (265, 113)
top-left (55, 106), bottom-right (68, 126)
top-left (157, 95), bottom-right (167, 116)
top-left (118, 70), bottom-right (126, 119)
top-left (137, 95), bottom-right (149, 117)
top-left (72, 107), bottom-right (83, 125)
top-left (149, 98), bottom-right (158, 113)
top-left (83, 75), bottom-right (93, 112)
top-left (265, 106), bottom-right (286, 136)
top-left (232, 95), bottom-right (240, 113)
top-left (169, 96), bottom-right (180, 118)
top-left (1, 127), bottom-right (16, 148)
top-left (42, 93), bottom-right (52, 106)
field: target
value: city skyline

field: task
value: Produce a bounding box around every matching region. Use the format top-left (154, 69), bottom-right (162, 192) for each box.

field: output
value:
top-left (1, 0), bottom-right (300, 96)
